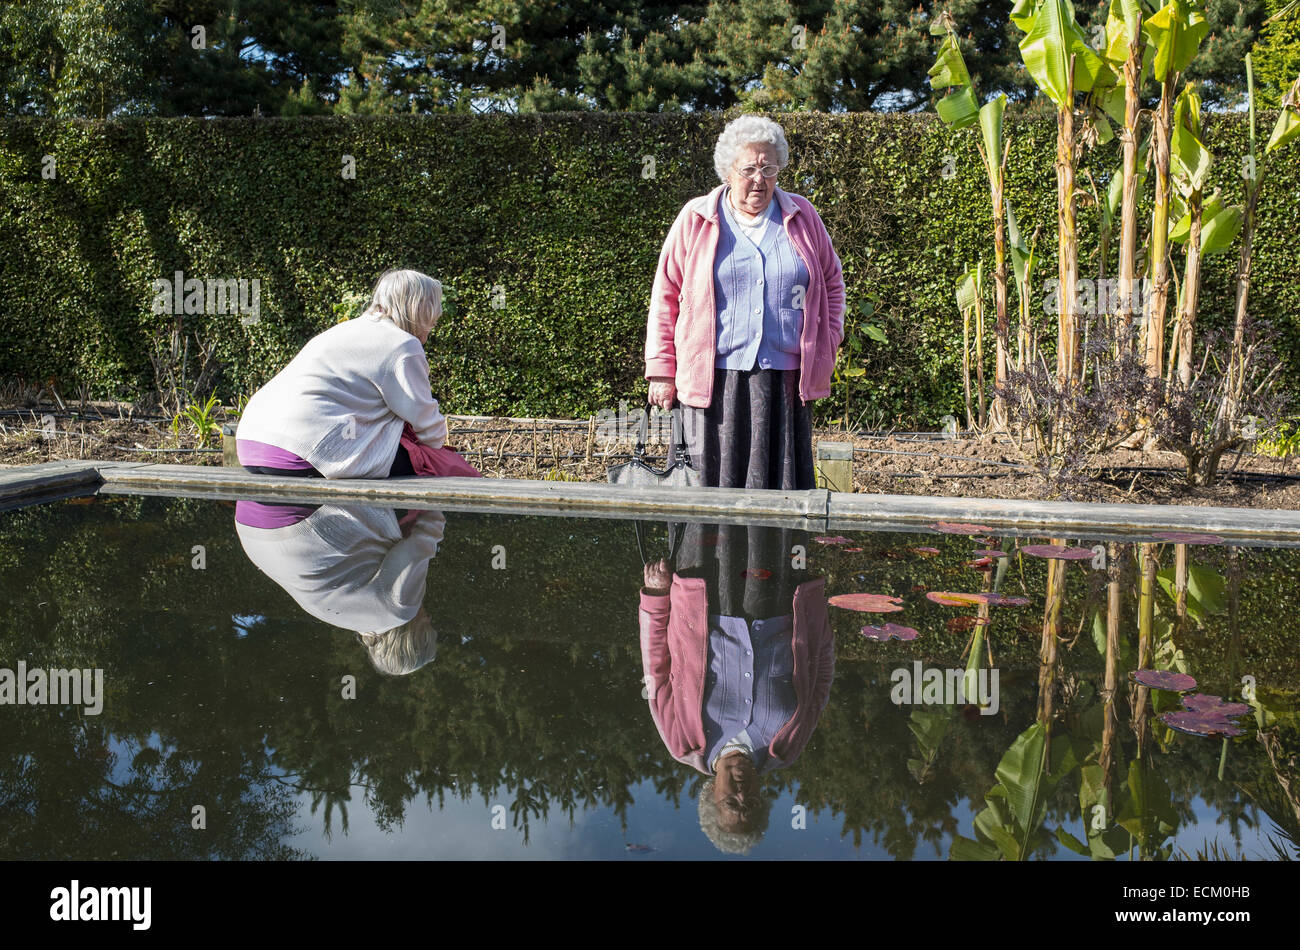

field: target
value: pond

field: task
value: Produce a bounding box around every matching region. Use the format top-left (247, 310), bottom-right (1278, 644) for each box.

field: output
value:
top-left (0, 494), bottom-right (1296, 860)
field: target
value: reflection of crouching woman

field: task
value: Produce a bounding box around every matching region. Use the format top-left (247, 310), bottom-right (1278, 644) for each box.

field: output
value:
top-left (235, 502), bottom-right (444, 675)
top-left (236, 269), bottom-right (448, 478)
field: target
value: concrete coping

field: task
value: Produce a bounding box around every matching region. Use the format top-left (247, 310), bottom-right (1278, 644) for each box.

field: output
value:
top-left (3, 459), bottom-right (1300, 544)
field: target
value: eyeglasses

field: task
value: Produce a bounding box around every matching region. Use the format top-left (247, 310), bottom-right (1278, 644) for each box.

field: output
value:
top-left (735, 164), bottom-right (780, 180)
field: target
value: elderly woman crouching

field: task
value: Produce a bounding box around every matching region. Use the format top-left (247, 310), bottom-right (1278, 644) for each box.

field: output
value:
top-left (645, 116), bottom-right (845, 490)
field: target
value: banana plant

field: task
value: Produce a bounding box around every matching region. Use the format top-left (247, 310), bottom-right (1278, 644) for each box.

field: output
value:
top-left (956, 264), bottom-right (986, 430)
top-left (928, 13), bottom-right (1011, 425)
top-left (1100, 0), bottom-right (1149, 352)
top-left (951, 722), bottom-right (1079, 860)
top-left (1139, 0), bottom-right (1209, 382)
top-left (1164, 82), bottom-right (1225, 388)
top-left (1011, 0), bottom-right (1116, 387)
top-left (1006, 201), bottom-right (1040, 372)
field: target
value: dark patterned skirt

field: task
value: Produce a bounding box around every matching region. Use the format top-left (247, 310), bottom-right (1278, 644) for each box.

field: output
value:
top-left (681, 368), bottom-right (815, 491)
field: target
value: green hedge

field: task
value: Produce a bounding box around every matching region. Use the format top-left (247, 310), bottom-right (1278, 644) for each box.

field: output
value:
top-left (1, 113), bottom-right (1297, 427)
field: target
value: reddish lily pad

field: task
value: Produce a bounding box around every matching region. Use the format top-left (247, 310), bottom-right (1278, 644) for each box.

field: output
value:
top-left (813, 535), bottom-right (852, 546)
top-left (930, 522), bottom-right (994, 535)
top-left (972, 549), bottom-right (1008, 558)
top-left (740, 568), bottom-right (772, 580)
top-left (911, 546), bottom-right (941, 556)
top-left (842, 546), bottom-right (864, 553)
top-left (967, 557), bottom-right (994, 570)
top-left (1160, 710), bottom-right (1246, 738)
top-left (1181, 693), bottom-right (1250, 717)
top-left (984, 593), bottom-right (1031, 607)
top-left (859, 623), bottom-right (920, 642)
top-left (1130, 669), bottom-right (1197, 692)
top-left (828, 593), bottom-right (904, 613)
top-left (1152, 531), bottom-right (1223, 545)
top-left (1021, 544), bottom-right (1095, 560)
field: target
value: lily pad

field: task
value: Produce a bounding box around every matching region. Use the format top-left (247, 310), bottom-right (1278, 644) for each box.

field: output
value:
top-left (911, 546), bottom-right (941, 556)
top-left (1152, 531), bottom-right (1223, 545)
top-left (972, 549), bottom-right (1008, 558)
top-left (1130, 669), bottom-right (1197, 692)
top-left (1160, 710), bottom-right (1245, 738)
top-left (930, 522), bottom-right (994, 535)
top-left (828, 593), bottom-right (905, 613)
top-left (967, 557), bottom-right (994, 570)
top-left (1181, 693), bottom-right (1250, 717)
top-left (813, 535), bottom-right (852, 545)
top-left (842, 546), bottom-right (864, 552)
top-left (1021, 544), bottom-right (1095, 560)
top-left (740, 568), bottom-right (772, 580)
top-left (859, 623), bottom-right (920, 642)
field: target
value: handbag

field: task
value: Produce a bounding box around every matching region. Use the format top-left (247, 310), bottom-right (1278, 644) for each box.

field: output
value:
top-left (606, 406), bottom-right (704, 488)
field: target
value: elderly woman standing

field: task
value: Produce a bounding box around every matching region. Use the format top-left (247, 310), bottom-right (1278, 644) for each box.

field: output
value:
top-left (645, 116), bottom-right (845, 490)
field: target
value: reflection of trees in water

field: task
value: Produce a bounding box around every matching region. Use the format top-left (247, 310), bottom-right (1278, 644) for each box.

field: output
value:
top-left (1, 497), bottom-right (1298, 857)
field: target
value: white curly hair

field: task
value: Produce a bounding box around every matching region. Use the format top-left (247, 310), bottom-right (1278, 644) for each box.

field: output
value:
top-left (713, 115), bottom-right (790, 183)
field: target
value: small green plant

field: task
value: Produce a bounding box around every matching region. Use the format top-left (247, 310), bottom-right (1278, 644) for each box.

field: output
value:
top-left (1254, 420), bottom-right (1300, 458)
top-left (542, 466), bottom-right (580, 481)
top-left (171, 395), bottom-right (222, 447)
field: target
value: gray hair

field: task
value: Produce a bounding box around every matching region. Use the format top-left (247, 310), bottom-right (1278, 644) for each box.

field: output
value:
top-left (361, 269), bottom-right (442, 340)
top-left (697, 776), bottom-right (773, 855)
top-left (359, 610), bottom-right (438, 676)
top-left (713, 116), bottom-right (790, 183)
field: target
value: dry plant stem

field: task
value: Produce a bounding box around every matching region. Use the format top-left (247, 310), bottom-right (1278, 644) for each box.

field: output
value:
top-left (1100, 543), bottom-right (1122, 789)
top-left (1055, 63), bottom-right (1079, 388)
top-left (975, 291), bottom-right (987, 428)
top-left (1174, 542), bottom-right (1188, 622)
top-left (991, 140), bottom-right (1011, 426)
top-left (1038, 550), bottom-right (1065, 726)
top-left (1176, 195), bottom-right (1204, 388)
top-left (1133, 542), bottom-right (1157, 750)
top-left (1144, 72), bottom-right (1177, 381)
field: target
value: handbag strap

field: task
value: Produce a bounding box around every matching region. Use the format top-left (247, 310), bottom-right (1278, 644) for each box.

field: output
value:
top-left (634, 520), bottom-right (685, 567)
top-left (666, 407), bottom-right (693, 468)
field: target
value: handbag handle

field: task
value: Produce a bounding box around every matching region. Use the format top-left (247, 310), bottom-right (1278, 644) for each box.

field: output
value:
top-left (634, 520), bottom-right (685, 567)
top-left (634, 406), bottom-right (694, 469)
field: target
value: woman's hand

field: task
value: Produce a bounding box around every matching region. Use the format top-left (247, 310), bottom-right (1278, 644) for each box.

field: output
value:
top-left (643, 558), bottom-right (672, 592)
top-left (648, 377), bottom-right (676, 411)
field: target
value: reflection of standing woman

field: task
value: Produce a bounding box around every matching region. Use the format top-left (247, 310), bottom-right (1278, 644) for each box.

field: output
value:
top-left (645, 116), bottom-right (846, 489)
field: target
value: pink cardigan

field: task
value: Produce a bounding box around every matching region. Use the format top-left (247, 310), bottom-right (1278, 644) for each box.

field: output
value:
top-left (638, 576), bottom-right (835, 775)
top-left (645, 185), bottom-right (846, 408)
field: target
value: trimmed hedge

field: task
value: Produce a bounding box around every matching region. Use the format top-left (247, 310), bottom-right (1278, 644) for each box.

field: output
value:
top-left (1, 113), bottom-right (1297, 427)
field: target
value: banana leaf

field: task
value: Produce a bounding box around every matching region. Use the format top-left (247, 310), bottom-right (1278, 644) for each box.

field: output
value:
top-left (1170, 82), bottom-right (1211, 197)
top-left (956, 267), bottom-right (979, 312)
top-left (1143, 0), bottom-right (1209, 83)
top-left (979, 95), bottom-right (1006, 168)
top-left (1156, 564), bottom-right (1227, 622)
top-left (1103, 0), bottom-right (1146, 69)
top-left (1006, 201), bottom-right (1036, 291)
top-left (1266, 76), bottom-right (1300, 152)
top-left (1018, 0), bottom-right (1113, 107)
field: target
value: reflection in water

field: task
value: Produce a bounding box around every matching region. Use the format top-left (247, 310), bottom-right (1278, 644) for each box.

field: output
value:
top-left (235, 502), bottom-right (444, 675)
top-left (638, 522), bottom-right (834, 854)
top-left (2, 495), bottom-right (1298, 860)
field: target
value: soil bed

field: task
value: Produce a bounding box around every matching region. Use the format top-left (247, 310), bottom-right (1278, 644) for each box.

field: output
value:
top-left (3, 404), bottom-right (1299, 510)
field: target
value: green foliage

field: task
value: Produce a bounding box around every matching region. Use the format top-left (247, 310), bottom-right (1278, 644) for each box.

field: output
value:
top-left (1, 112), bottom-right (1299, 427)
top-left (1251, 0), bottom-right (1300, 108)
top-left (170, 393), bottom-right (221, 447)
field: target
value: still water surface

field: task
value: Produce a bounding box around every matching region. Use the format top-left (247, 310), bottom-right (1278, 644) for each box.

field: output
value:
top-left (1, 495), bottom-right (1296, 860)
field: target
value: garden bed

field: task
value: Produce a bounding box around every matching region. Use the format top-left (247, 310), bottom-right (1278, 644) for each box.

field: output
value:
top-left (2, 405), bottom-right (1299, 509)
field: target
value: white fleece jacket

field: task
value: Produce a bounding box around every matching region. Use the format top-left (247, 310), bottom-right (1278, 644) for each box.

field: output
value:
top-left (236, 316), bottom-right (447, 478)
